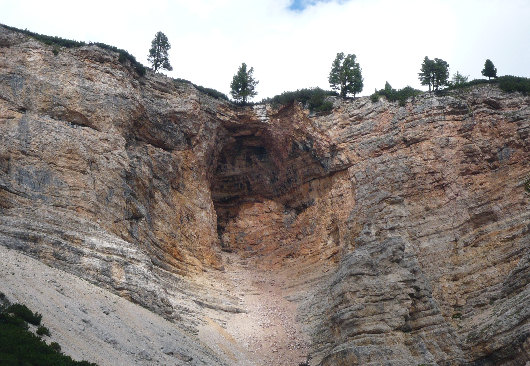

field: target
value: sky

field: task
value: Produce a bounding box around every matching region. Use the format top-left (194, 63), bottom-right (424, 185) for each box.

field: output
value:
top-left (1, 0), bottom-right (529, 100)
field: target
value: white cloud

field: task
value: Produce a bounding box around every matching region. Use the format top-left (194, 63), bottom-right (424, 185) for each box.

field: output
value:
top-left (1, 0), bottom-right (528, 99)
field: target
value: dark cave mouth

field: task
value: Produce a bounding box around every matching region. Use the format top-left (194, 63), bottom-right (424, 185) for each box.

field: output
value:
top-left (209, 127), bottom-right (330, 254)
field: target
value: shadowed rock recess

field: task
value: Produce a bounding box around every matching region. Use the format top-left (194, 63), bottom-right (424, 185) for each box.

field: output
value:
top-left (0, 26), bottom-right (529, 365)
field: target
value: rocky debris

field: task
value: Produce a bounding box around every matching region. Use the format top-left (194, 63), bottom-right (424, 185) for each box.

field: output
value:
top-left (0, 246), bottom-right (225, 365)
top-left (0, 25), bottom-right (529, 365)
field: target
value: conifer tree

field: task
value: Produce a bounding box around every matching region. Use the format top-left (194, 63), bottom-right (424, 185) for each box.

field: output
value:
top-left (481, 59), bottom-right (497, 80)
top-left (230, 63), bottom-right (258, 103)
top-left (418, 56), bottom-right (449, 91)
top-left (148, 31), bottom-right (172, 72)
top-left (451, 71), bottom-right (469, 86)
top-left (329, 53), bottom-right (363, 97)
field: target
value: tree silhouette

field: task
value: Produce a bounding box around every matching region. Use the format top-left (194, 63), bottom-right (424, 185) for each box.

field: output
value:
top-left (481, 59), bottom-right (497, 80)
top-left (148, 31), bottom-right (172, 72)
top-left (419, 56), bottom-right (449, 91)
top-left (230, 63), bottom-right (258, 103)
top-left (329, 52), bottom-right (363, 97)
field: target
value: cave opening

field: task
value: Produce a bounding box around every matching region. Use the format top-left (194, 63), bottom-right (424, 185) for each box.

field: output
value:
top-left (208, 123), bottom-right (338, 265)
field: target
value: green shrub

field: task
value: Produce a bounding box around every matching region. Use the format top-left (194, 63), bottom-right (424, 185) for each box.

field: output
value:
top-left (36, 326), bottom-right (51, 337)
top-left (263, 87), bottom-right (337, 113)
top-left (5, 304), bottom-right (42, 326)
top-left (50, 342), bottom-right (61, 352)
top-left (524, 178), bottom-right (530, 193)
top-left (452, 312), bottom-right (462, 319)
top-left (0, 303), bottom-right (97, 365)
top-left (446, 76), bottom-right (530, 95)
top-left (1, 23), bottom-right (146, 76)
top-left (174, 78), bottom-right (229, 101)
top-left (497, 75), bottom-right (530, 95)
top-left (372, 83), bottom-right (422, 106)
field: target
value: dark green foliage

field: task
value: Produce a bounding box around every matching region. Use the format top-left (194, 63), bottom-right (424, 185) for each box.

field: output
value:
top-left (0, 302), bottom-right (98, 365)
top-left (452, 312), bottom-right (462, 319)
top-left (50, 342), bottom-right (61, 352)
top-left (329, 52), bottom-right (363, 97)
top-left (371, 82), bottom-right (422, 106)
top-left (91, 42), bottom-right (146, 76)
top-left (525, 178), bottom-right (530, 193)
top-left (37, 325), bottom-right (51, 336)
top-left (174, 78), bottom-right (229, 101)
top-left (418, 56), bottom-right (450, 91)
top-left (1, 23), bottom-right (86, 48)
top-left (5, 304), bottom-right (41, 326)
top-left (446, 78), bottom-right (492, 91)
top-left (195, 85), bottom-right (230, 101)
top-left (230, 63), bottom-right (259, 104)
top-left (445, 76), bottom-right (530, 95)
top-left (482, 59), bottom-right (497, 80)
top-left (497, 75), bottom-right (530, 95)
top-left (263, 88), bottom-right (337, 113)
top-left (1, 23), bottom-right (146, 76)
top-left (148, 31), bottom-right (172, 72)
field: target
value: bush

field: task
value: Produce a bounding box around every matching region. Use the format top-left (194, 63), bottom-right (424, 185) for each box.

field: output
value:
top-left (372, 83), bottom-right (422, 106)
top-left (5, 304), bottom-right (42, 326)
top-left (1, 23), bottom-right (146, 76)
top-left (174, 78), bottom-right (229, 101)
top-left (36, 326), bottom-right (51, 337)
top-left (0, 303), bottom-right (98, 365)
top-left (263, 87), bottom-right (337, 113)
top-left (50, 342), bottom-right (61, 352)
top-left (497, 75), bottom-right (530, 95)
top-left (444, 75), bottom-right (530, 95)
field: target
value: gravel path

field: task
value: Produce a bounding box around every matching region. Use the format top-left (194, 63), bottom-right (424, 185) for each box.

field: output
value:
top-left (198, 252), bottom-right (311, 366)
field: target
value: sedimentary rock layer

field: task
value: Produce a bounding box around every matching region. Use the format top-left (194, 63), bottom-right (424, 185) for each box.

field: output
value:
top-left (0, 25), bottom-right (528, 365)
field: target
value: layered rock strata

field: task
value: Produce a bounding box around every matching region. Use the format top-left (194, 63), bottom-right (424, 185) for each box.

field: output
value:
top-left (0, 26), bottom-right (529, 365)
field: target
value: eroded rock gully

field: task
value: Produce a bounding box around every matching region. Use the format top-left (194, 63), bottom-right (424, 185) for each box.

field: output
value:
top-left (0, 26), bottom-right (529, 365)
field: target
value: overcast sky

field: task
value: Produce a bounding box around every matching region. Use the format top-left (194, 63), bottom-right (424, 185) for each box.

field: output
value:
top-left (2, 0), bottom-right (529, 100)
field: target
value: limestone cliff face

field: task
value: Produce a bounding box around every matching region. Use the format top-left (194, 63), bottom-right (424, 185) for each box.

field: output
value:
top-left (0, 26), bottom-right (528, 365)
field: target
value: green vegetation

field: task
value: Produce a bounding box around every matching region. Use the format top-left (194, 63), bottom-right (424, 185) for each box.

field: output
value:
top-left (5, 304), bottom-right (42, 326)
top-left (497, 75), bottom-right (530, 95)
top-left (1, 23), bottom-right (146, 76)
top-left (37, 325), bottom-right (51, 337)
top-left (451, 71), bottom-right (469, 87)
top-left (2, 23), bottom-right (528, 108)
top-left (263, 87), bottom-right (337, 113)
top-left (452, 312), bottom-right (462, 319)
top-left (370, 82), bottom-right (422, 106)
top-left (174, 78), bottom-right (230, 101)
top-left (418, 56), bottom-right (450, 91)
top-left (482, 59), bottom-right (497, 80)
top-left (329, 52), bottom-right (363, 97)
top-left (230, 62), bottom-right (259, 104)
top-left (445, 76), bottom-right (530, 95)
top-left (148, 31), bottom-right (172, 72)
top-left (0, 300), bottom-right (97, 366)
top-left (524, 177), bottom-right (530, 193)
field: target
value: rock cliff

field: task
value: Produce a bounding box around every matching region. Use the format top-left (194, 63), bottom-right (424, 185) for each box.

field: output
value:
top-left (0, 25), bottom-right (529, 365)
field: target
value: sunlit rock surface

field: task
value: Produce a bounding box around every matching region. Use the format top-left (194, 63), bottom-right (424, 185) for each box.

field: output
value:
top-left (0, 25), bottom-right (529, 365)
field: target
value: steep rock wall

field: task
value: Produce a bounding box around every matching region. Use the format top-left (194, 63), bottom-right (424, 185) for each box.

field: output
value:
top-left (0, 26), bottom-right (529, 365)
